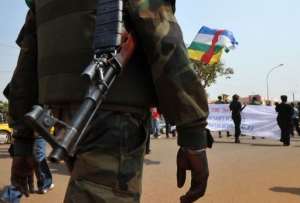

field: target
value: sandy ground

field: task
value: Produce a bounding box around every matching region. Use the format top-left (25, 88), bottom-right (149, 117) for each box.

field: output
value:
top-left (1, 134), bottom-right (300, 203)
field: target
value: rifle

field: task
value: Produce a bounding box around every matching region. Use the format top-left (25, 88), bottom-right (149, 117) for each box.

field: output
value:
top-left (24, 0), bottom-right (135, 162)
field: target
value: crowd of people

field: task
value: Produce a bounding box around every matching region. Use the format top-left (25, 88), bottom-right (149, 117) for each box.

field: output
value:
top-left (146, 93), bottom-right (300, 153)
top-left (145, 108), bottom-right (178, 155)
top-left (150, 108), bottom-right (177, 139)
top-left (215, 94), bottom-right (300, 146)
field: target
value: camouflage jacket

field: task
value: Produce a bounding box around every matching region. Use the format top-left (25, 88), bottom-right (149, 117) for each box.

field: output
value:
top-left (8, 0), bottom-right (208, 148)
top-left (126, 0), bottom-right (209, 147)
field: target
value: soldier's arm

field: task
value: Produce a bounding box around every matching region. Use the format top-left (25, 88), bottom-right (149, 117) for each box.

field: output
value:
top-left (127, 0), bottom-right (209, 148)
top-left (7, 8), bottom-right (38, 156)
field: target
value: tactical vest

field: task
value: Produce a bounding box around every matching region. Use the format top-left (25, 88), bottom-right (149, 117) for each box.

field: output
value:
top-left (35, 0), bottom-right (157, 112)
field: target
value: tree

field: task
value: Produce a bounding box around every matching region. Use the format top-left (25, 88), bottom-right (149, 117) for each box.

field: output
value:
top-left (193, 60), bottom-right (234, 88)
top-left (0, 101), bottom-right (8, 122)
top-left (0, 101), bottom-right (8, 113)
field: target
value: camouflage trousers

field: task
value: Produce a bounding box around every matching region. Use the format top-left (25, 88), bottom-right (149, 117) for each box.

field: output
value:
top-left (58, 110), bottom-right (147, 203)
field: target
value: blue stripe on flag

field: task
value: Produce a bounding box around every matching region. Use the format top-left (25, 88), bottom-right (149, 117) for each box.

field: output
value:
top-left (198, 26), bottom-right (238, 46)
top-left (198, 26), bottom-right (217, 35)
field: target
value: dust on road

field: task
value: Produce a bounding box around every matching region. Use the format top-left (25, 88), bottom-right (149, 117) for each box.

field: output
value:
top-left (1, 135), bottom-right (300, 203)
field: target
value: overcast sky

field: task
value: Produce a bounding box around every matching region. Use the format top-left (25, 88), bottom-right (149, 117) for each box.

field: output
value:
top-left (0, 0), bottom-right (300, 102)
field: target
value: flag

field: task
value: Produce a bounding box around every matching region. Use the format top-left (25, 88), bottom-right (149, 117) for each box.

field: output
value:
top-left (188, 26), bottom-right (238, 65)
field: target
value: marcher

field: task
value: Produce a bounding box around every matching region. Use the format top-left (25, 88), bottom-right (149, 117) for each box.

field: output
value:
top-left (151, 107), bottom-right (161, 138)
top-left (5, 1), bottom-right (210, 203)
top-left (275, 96), bottom-right (293, 146)
top-left (250, 96), bottom-right (261, 105)
top-left (223, 98), bottom-right (231, 137)
top-left (33, 137), bottom-right (54, 194)
top-left (215, 96), bottom-right (224, 104)
top-left (290, 103), bottom-right (300, 136)
top-left (0, 143), bottom-right (30, 203)
top-left (166, 120), bottom-right (177, 138)
top-left (229, 94), bottom-right (246, 143)
top-left (274, 102), bottom-right (282, 141)
top-left (1, 132), bottom-right (54, 196)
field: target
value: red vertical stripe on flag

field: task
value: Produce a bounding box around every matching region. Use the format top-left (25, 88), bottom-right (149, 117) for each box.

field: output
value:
top-left (201, 30), bottom-right (224, 64)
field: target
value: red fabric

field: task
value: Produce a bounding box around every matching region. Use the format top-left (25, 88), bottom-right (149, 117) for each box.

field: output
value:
top-left (152, 111), bottom-right (160, 120)
top-left (201, 30), bottom-right (224, 64)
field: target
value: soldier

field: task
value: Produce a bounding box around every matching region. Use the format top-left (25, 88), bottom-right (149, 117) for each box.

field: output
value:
top-left (6, 0), bottom-right (210, 203)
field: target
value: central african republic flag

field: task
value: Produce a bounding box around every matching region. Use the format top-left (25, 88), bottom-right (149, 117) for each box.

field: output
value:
top-left (188, 26), bottom-right (238, 65)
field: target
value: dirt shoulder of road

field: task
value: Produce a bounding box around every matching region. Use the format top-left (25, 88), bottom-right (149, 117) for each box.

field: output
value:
top-left (1, 135), bottom-right (300, 203)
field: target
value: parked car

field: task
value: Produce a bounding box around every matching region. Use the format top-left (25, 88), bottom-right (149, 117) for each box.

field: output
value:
top-left (0, 123), bottom-right (12, 144)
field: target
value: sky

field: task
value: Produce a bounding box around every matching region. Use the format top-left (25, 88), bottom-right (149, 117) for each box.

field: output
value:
top-left (0, 0), bottom-right (300, 102)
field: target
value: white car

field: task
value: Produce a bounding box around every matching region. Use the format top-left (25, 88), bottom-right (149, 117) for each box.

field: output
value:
top-left (0, 123), bottom-right (12, 144)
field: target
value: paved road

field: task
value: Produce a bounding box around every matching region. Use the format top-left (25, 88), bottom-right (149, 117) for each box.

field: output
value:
top-left (1, 135), bottom-right (300, 203)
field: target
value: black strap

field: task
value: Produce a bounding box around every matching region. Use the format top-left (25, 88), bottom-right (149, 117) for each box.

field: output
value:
top-left (93, 0), bottom-right (123, 52)
top-left (170, 0), bottom-right (176, 13)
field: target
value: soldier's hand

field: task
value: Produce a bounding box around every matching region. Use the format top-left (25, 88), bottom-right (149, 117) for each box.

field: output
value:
top-left (11, 156), bottom-right (36, 197)
top-left (177, 147), bottom-right (209, 203)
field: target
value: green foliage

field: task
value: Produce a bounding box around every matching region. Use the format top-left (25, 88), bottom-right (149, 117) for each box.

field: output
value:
top-left (0, 101), bottom-right (8, 122)
top-left (193, 61), bottom-right (234, 88)
top-left (0, 101), bottom-right (8, 113)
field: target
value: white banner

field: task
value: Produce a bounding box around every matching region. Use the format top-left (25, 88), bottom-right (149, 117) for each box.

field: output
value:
top-left (207, 104), bottom-right (281, 139)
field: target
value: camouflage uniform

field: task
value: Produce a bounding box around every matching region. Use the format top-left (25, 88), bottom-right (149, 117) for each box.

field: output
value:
top-left (7, 0), bottom-right (209, 202)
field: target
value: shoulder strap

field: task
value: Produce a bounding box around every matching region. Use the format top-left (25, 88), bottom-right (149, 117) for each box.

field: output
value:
top-left (93, 0), bottom-right (123, 53)
top-left (170, 0), bottom-right (176, 13)
top-left (25, 0), bottom-right (33, 8)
